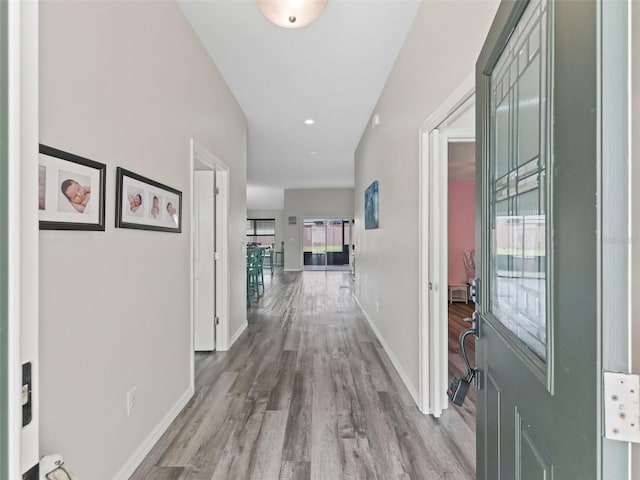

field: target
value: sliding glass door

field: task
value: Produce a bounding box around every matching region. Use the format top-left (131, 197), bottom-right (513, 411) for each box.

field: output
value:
top-left (303, 218), bottom-right (351, 270)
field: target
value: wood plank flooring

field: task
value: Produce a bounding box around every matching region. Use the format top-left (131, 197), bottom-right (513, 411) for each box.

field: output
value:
top-left (130, 270), bottom-right (476, 480)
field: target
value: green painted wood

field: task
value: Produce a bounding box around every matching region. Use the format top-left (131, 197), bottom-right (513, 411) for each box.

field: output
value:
top-left (476, 1), bottom-right (612, 479)
top-left (0, 0), bottom-right (8, 476)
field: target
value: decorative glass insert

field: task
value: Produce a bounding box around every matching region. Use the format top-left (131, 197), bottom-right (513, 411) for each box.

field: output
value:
top-left (489, 0), bottom-right (548, 361)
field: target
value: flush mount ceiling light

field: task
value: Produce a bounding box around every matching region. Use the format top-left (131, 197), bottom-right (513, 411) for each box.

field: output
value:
top-left (256, 0), bottom-right (328, 29)
top-left (304, 118), bottom-right (315, 125)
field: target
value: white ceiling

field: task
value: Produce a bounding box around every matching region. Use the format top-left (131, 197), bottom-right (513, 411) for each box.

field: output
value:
top-left (178, 0), bottom-right (421, 209)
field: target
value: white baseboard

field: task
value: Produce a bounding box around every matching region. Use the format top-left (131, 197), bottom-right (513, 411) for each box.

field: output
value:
top-left (353, 295), bottom-right (420, 406)
top-left (228, 320), bottom-right (248, 348)
top-left (113, 386), bottom-right (194, 480)
top-left (283, 268), bottom-right (302, 272)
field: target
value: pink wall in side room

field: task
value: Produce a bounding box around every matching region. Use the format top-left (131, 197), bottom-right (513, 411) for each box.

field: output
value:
top-left (448, 180), bottom-right (476, 284)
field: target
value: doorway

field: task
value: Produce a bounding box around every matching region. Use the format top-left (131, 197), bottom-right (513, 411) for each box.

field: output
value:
top-left (302, 218), bottom-right (351, 271)
top-left (418, 73), bottom-right (475, 418)
top-left (190, 139), bottom-right (230, 366)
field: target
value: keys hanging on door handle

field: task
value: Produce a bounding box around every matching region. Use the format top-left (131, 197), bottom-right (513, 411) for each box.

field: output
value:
top-left (448, 315), bottom-right (479, 406)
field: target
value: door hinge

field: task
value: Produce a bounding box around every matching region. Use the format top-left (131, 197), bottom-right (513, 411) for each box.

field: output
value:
top-left (215, 186), bottom-right (220, 195)
top-left (603, 372), bottom-right (640, 443)
top-left (214, 252), bottom-right (220, 261)
top-left (215, 317), bottom-right (220, 326)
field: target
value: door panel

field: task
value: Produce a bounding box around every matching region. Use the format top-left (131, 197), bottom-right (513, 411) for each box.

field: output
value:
top-left (484, 370), bottom-right (502, 480)
top-left (517, 415), bottom-right (552, 480)
top-left (477, 0), bottom-right (601, 478)
top-left (194, 171), bottom-right (215, 351)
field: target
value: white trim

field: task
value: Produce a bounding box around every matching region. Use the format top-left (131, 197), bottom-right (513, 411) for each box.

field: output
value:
top-left (8, 0), bottom-right (39, 475)
top-left (7, 2), bottom-right (23, 475)
top-left (215, 168), bottom-right (230, 351)
top-left (188, 145), bottom-right (195, 393)
top-left (353, 295), bottom-right (420, 406)
top-left (418, 71), bottom-right (475, 416)
top-left (111, 387), bottom-right (194, 480)
top-left (430, 128), bottom-right (444, 416)
top-left (228, 320), bottom-right (249, 349)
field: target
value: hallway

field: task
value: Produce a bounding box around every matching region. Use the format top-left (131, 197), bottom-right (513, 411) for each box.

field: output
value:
top-left (130, 271), bottom-right (475, 480)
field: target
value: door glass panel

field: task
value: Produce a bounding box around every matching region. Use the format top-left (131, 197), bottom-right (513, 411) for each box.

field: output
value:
top-left (303, 219), bottom-right (327, 267)
top-left (490, 0), bottom-right (548, 361)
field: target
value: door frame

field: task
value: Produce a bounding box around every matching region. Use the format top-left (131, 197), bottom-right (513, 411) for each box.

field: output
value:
top-left (418, 71), bottom-right (474, 415)
top-left (6, 0), bottom-right (39, 476)
top-left (1, 0), bottom-right (9, 475)
top-left (189, 139), bottom-right (230, 383)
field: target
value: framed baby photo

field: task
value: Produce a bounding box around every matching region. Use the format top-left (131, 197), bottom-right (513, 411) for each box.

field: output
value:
top-left (38, 144), bottom-right (106, 231)
top-left (115, 167), bottom-right (182, 233)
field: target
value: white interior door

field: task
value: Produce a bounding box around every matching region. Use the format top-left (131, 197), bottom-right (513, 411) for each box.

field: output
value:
top-left (194, 170), bottom-right (215, 351)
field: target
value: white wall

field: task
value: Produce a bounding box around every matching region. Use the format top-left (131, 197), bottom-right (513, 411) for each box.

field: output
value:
top-left (354, 0), bottom-right (499, 395)
top-left (38, 2), bottom-right (247, 478)
top-left (247, 209), bottom-right (284, 253)
top-left (283, 188), bottom-right (354, 271)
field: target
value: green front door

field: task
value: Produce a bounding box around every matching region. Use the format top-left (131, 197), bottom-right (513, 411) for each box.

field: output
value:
top-left (0, 0), bottom-right (9, 476)
top-left (476, 0), bottom-right (611, 478)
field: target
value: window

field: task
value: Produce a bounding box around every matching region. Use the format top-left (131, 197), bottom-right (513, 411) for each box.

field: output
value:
top-left (246, 218), bottom-right (275, 246)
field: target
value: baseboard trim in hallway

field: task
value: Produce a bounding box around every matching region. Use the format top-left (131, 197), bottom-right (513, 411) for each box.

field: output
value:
top-left (228, 320), bottom-right (248, 350)
top-left (113, 386), bottom-right (194, 480)
top-left (353, 294), bottom-right (420, 407)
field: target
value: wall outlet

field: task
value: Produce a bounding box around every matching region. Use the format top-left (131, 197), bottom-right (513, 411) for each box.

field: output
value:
top-left (126, 387), bottom-right (137, 416)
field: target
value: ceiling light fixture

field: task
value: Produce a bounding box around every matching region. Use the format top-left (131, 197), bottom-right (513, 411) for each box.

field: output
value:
top-left (304, 118), bottom-right (315, 125)
top-left (256, 0), bottom-right (328, 29)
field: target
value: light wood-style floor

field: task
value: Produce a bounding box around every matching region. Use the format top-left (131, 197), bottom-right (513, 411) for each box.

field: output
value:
top-left (130, 270), bottom-right (476, 480)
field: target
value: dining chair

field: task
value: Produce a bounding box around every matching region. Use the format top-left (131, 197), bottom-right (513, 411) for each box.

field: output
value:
top-left (246, 247), bottom-right (263, 305)
top-left (263, 244), bottom-right (274, 274)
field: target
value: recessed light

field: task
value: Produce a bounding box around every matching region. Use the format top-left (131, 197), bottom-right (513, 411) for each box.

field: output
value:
top-left (304, 119), bottom-right (315, 125)
top-left (309, 151), bottom-right (317, 155)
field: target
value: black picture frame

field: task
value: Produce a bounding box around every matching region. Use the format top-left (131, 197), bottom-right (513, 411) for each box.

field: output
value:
top-left (38, 144), bottom-right (106, 231)
top-left (115, 167), bottom-right (182, 233)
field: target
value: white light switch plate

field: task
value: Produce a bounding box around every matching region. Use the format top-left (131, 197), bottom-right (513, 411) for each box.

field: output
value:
top-left (604, 372), bottom-right (640, 443)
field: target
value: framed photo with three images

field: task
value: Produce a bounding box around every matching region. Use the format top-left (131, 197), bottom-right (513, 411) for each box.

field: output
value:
top-left (115, 167), bottom-right (182, 233)
top-left (38, 144), bottom-right (106, 231)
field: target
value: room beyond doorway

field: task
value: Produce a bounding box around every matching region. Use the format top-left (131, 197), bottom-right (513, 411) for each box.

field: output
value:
top-left (302, 218), bottom-right (351, 271)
